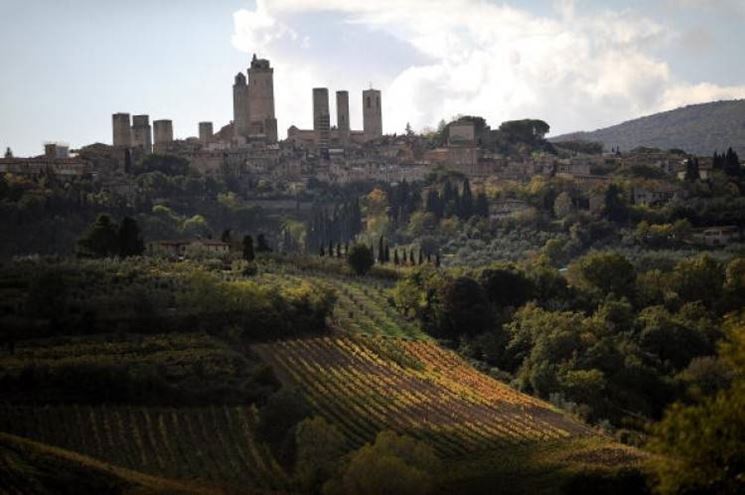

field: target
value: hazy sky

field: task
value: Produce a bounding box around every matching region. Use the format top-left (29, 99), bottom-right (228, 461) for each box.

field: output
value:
top-left (1, 0), bottom-right (744, 156)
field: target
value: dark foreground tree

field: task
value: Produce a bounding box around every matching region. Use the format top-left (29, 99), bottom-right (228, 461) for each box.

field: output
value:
top-left (242, 235), bottom-right (255, 261)
top-left (117, 217), bottom-right (145, 257)
top-left (77, 214), bottom-right (119, 258)
top-left (348, 244), bottom-right (375, 276)
top-left (256, 233), bottom-right (272, 253)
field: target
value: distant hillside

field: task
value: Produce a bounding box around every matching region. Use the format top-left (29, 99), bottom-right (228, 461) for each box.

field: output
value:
top-left (551, 99), bottom-right (745, 156)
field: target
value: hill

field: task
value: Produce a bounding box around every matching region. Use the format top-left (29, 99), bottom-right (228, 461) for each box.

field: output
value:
top-left (0, 432), bottom-right (228, 495)
top-left (551, 99), bottom-right (745, 155)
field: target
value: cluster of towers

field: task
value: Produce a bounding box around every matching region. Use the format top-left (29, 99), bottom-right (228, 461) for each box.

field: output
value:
top-left (310, 87), bottom-right (382, 148)
top-left (111, 54), bottom-right (383, 154)
top-left (232, 54), bottom-right (277, 143)
top-left (113, 113), bottom-right (178, 153)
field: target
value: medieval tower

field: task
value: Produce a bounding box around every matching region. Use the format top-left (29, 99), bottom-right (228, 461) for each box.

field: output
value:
top-left (112, 113), bottom-right (132, 147)
top-left (336, 90), bottom-right (350, 144)
top-left (153, 119), bottom-right (173, 152)
top-left (363, 89), bottom-right (382, 140)
top-left (313, 88), bottom-right (330, 151)
top-left (232, 54), bottom-right (277, 143)
top-left (131, 115), bottom-right (152, 153)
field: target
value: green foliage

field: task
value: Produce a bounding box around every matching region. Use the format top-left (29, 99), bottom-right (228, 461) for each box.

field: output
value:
top-left (133, 154), bottom-right (189, 176)
top-left (499, 119), bottom-right (551, 143)
top-left (257, 387), bottom-right (312, 467)
top-left (294, 416), bottom-right (347, 493)
top-left (76, 214), bottom-right (119, 258)
top-left (439, 276), bottom-right (494, 339)
top-left (324, 430), bottom-right (440, 495)
top-left (647, 380), bottom-right (745, 495)
top-left (567, 251), bottom-right (636, 300)
top-left (347, 243), bottom-right (374, 275)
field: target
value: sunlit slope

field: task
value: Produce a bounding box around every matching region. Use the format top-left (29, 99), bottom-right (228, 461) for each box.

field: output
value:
top-left (256, 272), bottom-right (426, 338)
top-left (0, 405), bottom-right (288, 492)
top-left (254, 334), bottom-right (593, 456)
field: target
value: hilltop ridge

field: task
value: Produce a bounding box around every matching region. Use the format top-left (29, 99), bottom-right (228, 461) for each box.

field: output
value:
top-left (551, 99), bottom-right (745, 155)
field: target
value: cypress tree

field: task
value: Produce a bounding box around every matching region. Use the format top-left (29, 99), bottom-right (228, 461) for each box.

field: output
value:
top-left (242, 235), bottom-right (255, 261)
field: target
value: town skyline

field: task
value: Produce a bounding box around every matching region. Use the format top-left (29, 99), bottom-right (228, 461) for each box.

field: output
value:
top-left (3, 0), bottom-right (745, 156)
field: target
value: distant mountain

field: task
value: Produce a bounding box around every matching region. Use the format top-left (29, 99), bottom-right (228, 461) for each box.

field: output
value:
top-left (551, 99), bottom-right (745, 156)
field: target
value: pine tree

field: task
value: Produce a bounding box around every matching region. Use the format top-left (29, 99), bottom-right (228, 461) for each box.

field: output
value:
top-left (409, 249), bottom-right (415, 265)
top-left (460, 179), bottom-right (474, 219)
top-left (256, 234), bottom-right (272, 253)
top-left (417, 248), bottom-right (423, 265)
top-left (394, 249), bottom-right (400, 265)
top-left (378, 236), bottom-right (385, 263)
top-left (384, 243), bottom-right (390, 263)
top-left (475, 192), bottom-right (489, 217)
top-left (77, 214), bottom-right (119, 258)
top-left (684, 158), bottom-right (700, 182)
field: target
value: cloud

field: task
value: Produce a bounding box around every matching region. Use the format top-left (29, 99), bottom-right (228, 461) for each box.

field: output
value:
top-left (668, 0), bottom-right (745, 17)
top-left (232, 0), bottom-right (745, 136)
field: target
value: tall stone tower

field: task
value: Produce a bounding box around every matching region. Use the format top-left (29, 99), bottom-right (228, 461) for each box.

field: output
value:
top-left (362, 89), bottom-right (383, 141)
top-left (131, 115), bottom-right (152, 153)
top-left (247, 54), bottom-right (277, 143)
top-left (313, 88), bottom-right (330, 151)
top-left (199, 122), bottom-right (214, 144)
top-left (233, 73), bottom-right (250, 140)
top-left (112, 113), bottom-right (132, 147)
top-left (153, 119), bottom-right (173, 153)
top-left (336, 90), bottom-right (350, 144)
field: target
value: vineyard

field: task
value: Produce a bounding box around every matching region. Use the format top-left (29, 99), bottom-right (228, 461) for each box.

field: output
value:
top-left (0, 404), bottom-right (288, 491)
top-left (255, 270), bottom-right (425, 339)
top-left (254, 334), bottom-right (593, 457)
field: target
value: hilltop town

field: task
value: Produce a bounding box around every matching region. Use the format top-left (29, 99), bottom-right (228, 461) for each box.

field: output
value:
top-left (2, 54), bottom-right (741, 260)
top-left (2, 48), bottom-right (745, 495)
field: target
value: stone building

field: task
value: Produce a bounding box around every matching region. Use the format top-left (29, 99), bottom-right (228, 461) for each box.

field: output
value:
top-left (232, 54), bottom-right (278, 143)
top-left (362, 89), bottom-right (382, 140)
top-left (287, 87), bottom-right (383, 150)
top-left (153, 120), bottom-right (173, 153)
top-left (131, 115), bottom-right (152, 153)
top-left (112, 113), bottom-right (132, 147)
top-left (199, 122), bottom-right (214, 144)
top-left (313, 88), bottom-right (331, 151)
top-left (336, 90), bottom-right (350, 144)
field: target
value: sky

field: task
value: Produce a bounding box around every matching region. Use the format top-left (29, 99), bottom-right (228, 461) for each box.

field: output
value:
top-left (1, 0), bottom-right (745, 156)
